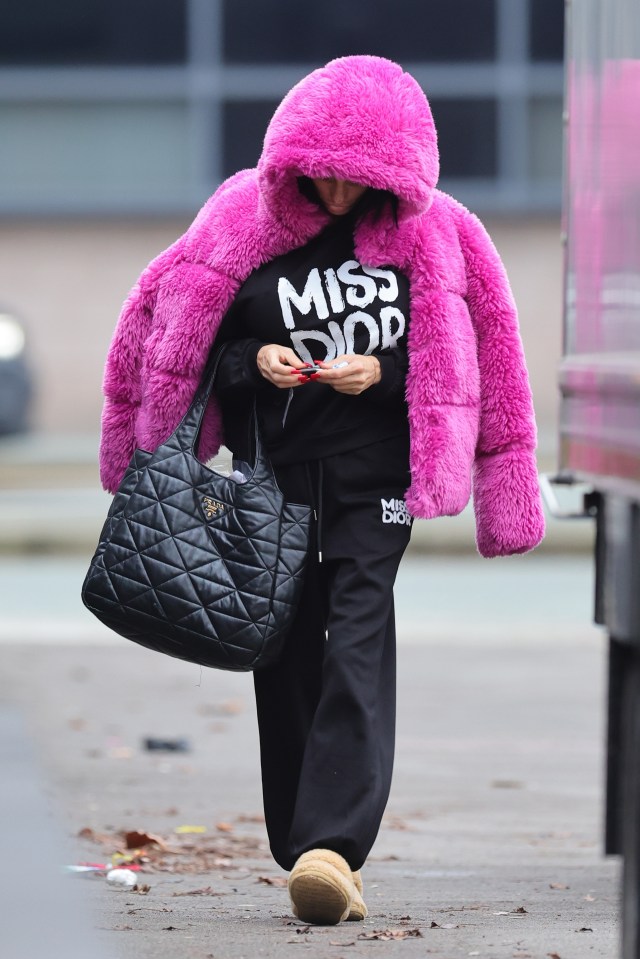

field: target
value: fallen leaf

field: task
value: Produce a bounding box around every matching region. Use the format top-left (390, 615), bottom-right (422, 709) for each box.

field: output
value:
top-left (133, 884), bottom-right (151, 894)
top-left (124, 830), bottom-right (166, 850)
top-left (174, 825), bottom-right (208, 835)
top-left (511, 906), bottom-right (528, 914)
top-left (382, 816), bottom-right (410, 831)
top-left (236, 813), bottom-right (265, 823)
top-left (359, 928), bottom-right (423, 940)
top-left (257, 875), bottom-right (288, 887)
top-left (162, 926), bottom-right (179, 931)
top-left (108, 746), bottom-right (134, 759)
top-left (76, 824), bottom-right (268, 876)
top-left (171, 887), bottom-right (223, 897)
top-left (216, 822), bottom-right (234, 833)
top-left (547, 953), bottom-right (562, 959)
top-left (126, 906), bottom-right (169, 916)
top-left (549, 883), bottom-right (569, 890)
top-left (429, 921), bottom-right (458, 929)
top-left (576, 927), bottom-right (593, 933)
top-left (77, 826), bottom-right (113, 845)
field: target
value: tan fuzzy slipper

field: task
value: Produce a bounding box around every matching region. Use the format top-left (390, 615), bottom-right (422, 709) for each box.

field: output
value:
top-left (346, 869), bottom-right (368, 921)
top-left (288, 849), bottom-right (355, 925)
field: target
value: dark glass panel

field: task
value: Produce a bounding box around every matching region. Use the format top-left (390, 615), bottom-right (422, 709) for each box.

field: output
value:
top-left (529, 0), bottom-right (565, 61)
top-left (222, 100), bottom-right (281, 178)
top-left (224, 0), bottom-right (496, 64)
top-left (431, 98), bottom-right (497, 178)
top-left (0, 0), bottom-right (186, 66)
top-left (222, 96), bottom-right (497, 181)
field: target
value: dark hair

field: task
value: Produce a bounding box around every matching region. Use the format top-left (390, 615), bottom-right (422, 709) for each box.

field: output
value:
top-left (297, 176), bottom-right (399, 226)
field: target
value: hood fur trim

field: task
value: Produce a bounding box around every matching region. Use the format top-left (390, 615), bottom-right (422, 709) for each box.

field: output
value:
top-left (258, 55), bottom-right (439, 227)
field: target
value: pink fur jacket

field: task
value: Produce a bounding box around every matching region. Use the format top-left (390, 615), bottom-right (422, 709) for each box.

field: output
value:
top-left (99, 55), bottom-right (545, 557)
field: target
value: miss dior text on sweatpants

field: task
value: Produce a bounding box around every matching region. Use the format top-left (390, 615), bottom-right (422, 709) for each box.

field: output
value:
top-left (381, 498), bottom-right (413, 525)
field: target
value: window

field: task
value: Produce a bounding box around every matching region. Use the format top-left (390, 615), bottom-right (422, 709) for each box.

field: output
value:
top-left (224, 0), bottom-right (496, 64)
top-left (223, 101), bottom-right (281, 179)
top-left (0, 0), bottom-right (187, 66)
top-left (432, 99), bottom-right (498, 178)
top-left (0, 102), bottom-right (191, 206)
top-left (0, 0), bottom-right (564, 214)
top-left (529, 0), bottom-right (565, 62)
top-left (528, 96), bottom-right (563, 181)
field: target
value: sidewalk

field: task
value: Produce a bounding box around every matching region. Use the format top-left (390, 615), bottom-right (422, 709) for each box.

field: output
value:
top-left (0, 565), bottom-right (619, 959)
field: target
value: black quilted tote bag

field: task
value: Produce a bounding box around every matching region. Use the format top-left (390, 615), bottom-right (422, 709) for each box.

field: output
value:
top-left (81, 353), bottom-right (311, 671)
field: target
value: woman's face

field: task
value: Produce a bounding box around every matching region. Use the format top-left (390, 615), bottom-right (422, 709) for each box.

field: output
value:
top-left (311, 177), bottom-right (368, 216)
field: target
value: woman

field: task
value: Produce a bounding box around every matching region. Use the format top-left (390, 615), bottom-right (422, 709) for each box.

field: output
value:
top-left (99, 55), bottom-right (545, 925)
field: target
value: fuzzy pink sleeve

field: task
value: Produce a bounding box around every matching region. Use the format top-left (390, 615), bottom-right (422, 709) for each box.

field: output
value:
top-left (459, 210), bottom-right (545, 557)
top-left (99, 279), bottom-right (155, 493)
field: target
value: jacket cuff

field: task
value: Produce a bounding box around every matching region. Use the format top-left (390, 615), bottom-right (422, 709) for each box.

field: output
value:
top-left (99, 397), bottom-right (138, 493)
top-left (473, 448), bottom-right (546, 557)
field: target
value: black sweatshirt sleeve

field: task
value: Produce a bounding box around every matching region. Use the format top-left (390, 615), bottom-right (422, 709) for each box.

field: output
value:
top-left (213, 338), bottom-right (266, 396)
top-left (364, 347), bottom-right (408, 405)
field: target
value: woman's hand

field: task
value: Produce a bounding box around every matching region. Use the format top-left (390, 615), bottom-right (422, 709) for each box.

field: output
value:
top-left (312, 355), bottom-right (381, 395)
top-left (256, 344), bottom-right (306, 388)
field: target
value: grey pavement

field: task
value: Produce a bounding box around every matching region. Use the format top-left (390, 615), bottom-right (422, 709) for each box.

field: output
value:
top-left (0, 554), bottom-right (621, 958)
top-left (0, 707), bottom-right (115, 959)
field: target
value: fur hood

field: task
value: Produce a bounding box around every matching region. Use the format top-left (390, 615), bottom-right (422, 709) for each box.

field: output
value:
top-left (99, 56), bottom-right (545, 557)
top-left (258, 55), bottom-right (439, 225)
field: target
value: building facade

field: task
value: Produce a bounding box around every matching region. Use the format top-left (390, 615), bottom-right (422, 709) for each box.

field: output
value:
top-left (0, 0), bottom-right (564, 456)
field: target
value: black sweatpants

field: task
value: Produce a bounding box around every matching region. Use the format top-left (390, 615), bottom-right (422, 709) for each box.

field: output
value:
top-left (253, 432), bottom-right (412, 872)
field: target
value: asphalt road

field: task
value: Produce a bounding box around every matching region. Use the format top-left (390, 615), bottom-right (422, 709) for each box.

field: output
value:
top-left (0, 553), bottom-right (621, 958)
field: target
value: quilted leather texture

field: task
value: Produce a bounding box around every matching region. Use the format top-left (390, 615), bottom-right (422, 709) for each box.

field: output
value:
top-left (82, 364), bottom-right (311, 671)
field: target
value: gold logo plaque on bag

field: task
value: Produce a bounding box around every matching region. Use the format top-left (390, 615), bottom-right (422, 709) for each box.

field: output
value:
top-left (202, 496), bottom-right (227, 520)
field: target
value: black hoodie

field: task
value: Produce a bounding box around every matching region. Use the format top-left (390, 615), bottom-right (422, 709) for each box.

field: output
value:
top-left (214, 212), bottom-right (410, 464)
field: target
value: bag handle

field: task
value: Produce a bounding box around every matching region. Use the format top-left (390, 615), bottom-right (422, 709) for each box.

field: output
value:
top-left (174, 344), bottom-right (274, 485)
